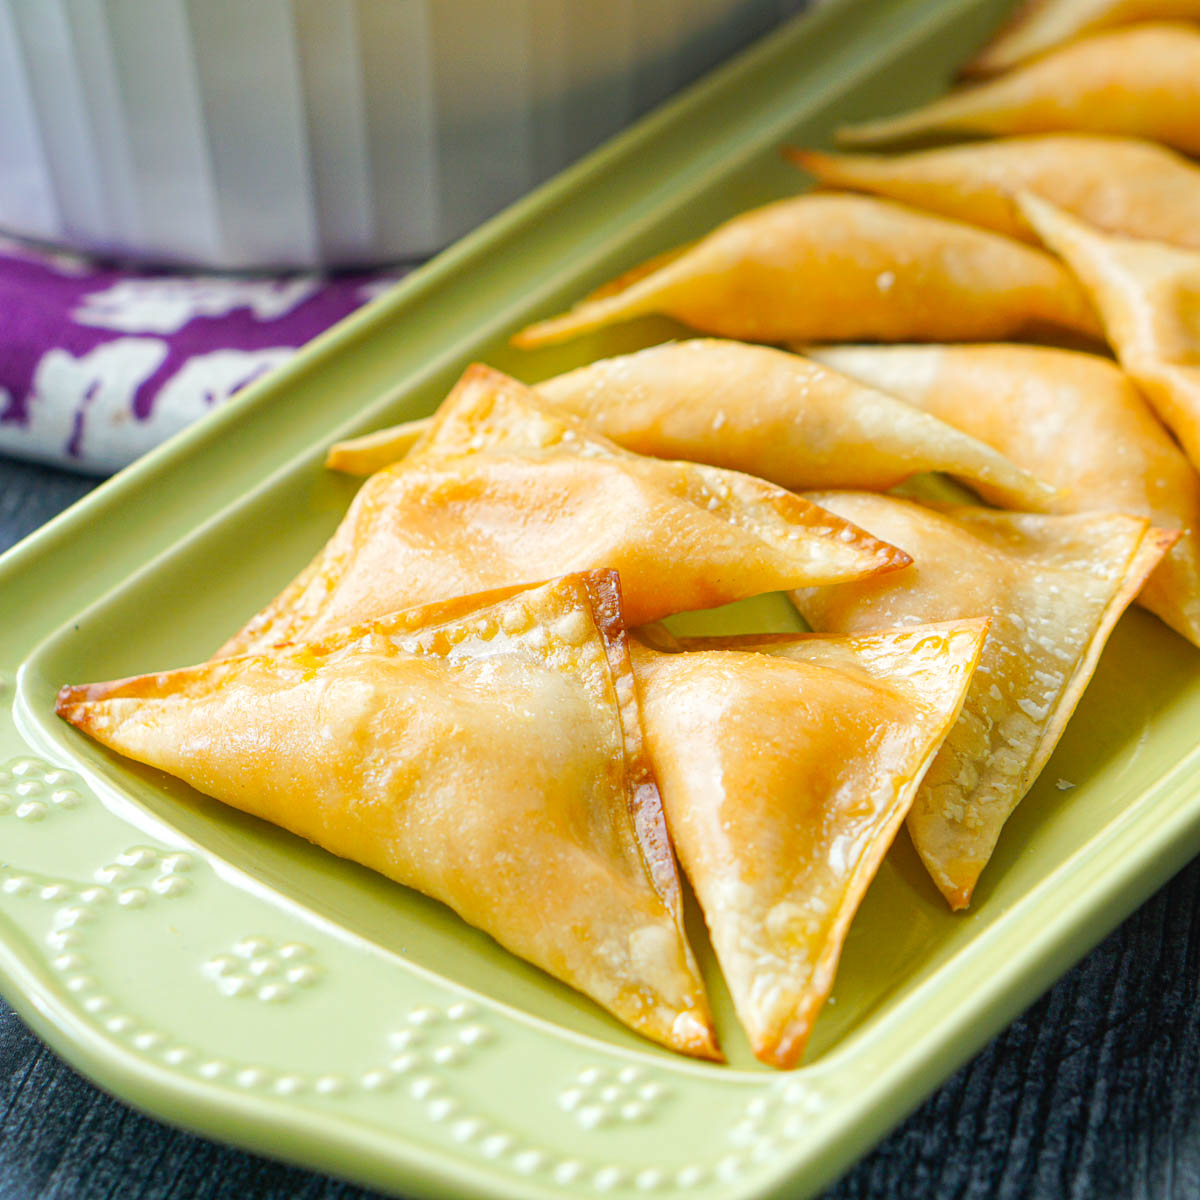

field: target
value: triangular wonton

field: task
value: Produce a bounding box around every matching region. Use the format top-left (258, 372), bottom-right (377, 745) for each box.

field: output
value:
top-left (792, 493), bottom-right (1174, 909)
top-left (808, 342), bottom-right (1200, 647)
top-left (965, 0), bottom-right (1200, 75)
top-left (57, 572), bottom-right (720, 1059)
top-left (789, 136), bottom-right (1200, 251)
top-left (217, 366), bottom-right (908, 657)
top-left (630, 620), bottom-right (986, 1066)
top-left (838, 24), bottom-right (1200, 155)
top-left (510, 194), bottom-right (1100, 348)
top-left (1019, 192), bottom-right (1200, 474)
top-left (326, 341), bottom-right (1052, 507)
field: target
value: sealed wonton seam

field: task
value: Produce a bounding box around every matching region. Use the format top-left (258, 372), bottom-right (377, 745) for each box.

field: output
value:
top-left (58, 573), bottom-right (721, 1060)
top-left (578, 569), bottom-right (686, 928)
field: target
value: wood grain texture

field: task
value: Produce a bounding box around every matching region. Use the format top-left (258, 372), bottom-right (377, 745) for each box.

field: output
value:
top-left (3, 455), bottom-right (1198, 1200)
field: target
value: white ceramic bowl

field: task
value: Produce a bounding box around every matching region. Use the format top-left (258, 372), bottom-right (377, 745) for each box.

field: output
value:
top-left (0, 0), bottom-right (799, 269)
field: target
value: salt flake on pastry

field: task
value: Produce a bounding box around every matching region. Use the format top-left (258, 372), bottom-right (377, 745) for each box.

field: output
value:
top-left (792, 493), bottom-right (1175, 910)
top-left (327, 341), bottom-right (1053, 507)
top-left (630, 620), bottom-right (986, 1067)
top-left (808, 342), bottom-right (1200, 648)
top-left (789, 136), bottom-right (1200, 252)
top-left (510, 194), bottom-right (1100, 348)
top-left (57, 572), bottom-right (720, 1060)
top-left (219, 365), bottom-right (908, 656)
top-left (838, 24), bottom-right (1200, 156)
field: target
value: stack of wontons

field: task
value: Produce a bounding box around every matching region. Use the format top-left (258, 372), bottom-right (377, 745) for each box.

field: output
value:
top-left (59, 0), bottom-right (1200, 1069)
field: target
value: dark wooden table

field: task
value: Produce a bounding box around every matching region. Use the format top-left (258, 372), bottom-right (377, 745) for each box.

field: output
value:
top-left (3, 454), bottom-right (1199, 1200)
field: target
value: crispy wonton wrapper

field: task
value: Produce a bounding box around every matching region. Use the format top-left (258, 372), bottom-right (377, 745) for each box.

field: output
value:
top-left (510, 194), bottom-right (1100, 348)
top-left (792, 493), bottom-right (1175, 909)
top-left (808, 342), bottom-right (1200, 648)
top-left (630, 620), bottom-right (987, 1067)
top-left (789, 136), bottom-right (1200, 252)
top-left (218, 365), bottom-right (908, 657)
top-left (57, 572), bottom-right (720, 1059)
top-left (838, 24), bottom-right (1200, 155)
top-left (965, 0), bottom-right (1200, 75)
top-left (326, 341), bottom-right (1053, 507)
top-left (1019, 192), bottom-right (1200, 475)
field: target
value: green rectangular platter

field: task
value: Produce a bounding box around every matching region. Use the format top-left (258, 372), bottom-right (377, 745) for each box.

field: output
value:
top-left (4, 1), bottom-right (1200, 1196)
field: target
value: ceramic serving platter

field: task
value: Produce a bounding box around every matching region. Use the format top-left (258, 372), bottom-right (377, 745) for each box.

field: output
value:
top-left (4, 1), bottom-right (1200, 1197)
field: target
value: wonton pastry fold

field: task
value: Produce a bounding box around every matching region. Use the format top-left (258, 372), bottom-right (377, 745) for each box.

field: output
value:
top-left (966, 0), bottom-right (1200, 75)
top-left (789, 136), bottom-right (1200, 252)
top-left (510, 194), bottom-right (1101, 348)
top-left (838, 24), bottom-right (1200, 155)
top-left (630, 621), bottom-right (986, 1067)
top-left (219, 366), bottom-right (907, 657)
top-left (326, 341), bottom-right (1053, 506)
top-left (1018, 193), bottom-right (1200, 474)
top-left (57, 573), bottom-right (720, 1059)
top-left (792, 494), bottom-right (1175, 909)
top-left (808, 343), bottom-right (1200, 648)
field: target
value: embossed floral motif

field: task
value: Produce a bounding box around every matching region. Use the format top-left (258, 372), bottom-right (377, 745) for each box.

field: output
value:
top-left (203, 936), bottom-right (322, 1003)
top-left (0, 756), bottom-right (85, 822)
top-left (558, 1063), bottom-right (669, 1129)
top-left (93, 844), bottom-right (193, 905)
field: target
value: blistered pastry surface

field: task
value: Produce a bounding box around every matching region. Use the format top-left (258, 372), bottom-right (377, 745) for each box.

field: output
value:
top-left (794, 494), bottom-right (1163, 907)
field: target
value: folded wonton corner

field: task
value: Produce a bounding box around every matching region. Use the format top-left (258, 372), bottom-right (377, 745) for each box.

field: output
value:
top-left (326, 341), bottom-right (1055, 508)
top-left (630, 620), bottom-right (987, 1066)
top-left (218, 364), bottom-right (910, 657)
top-left (1018, 191), bottom-right (1200, 476)
top-left (510, 194), bottom-right (1101, 349)
top-left (57, 572), bottom-right (721, 1060)
top-left (792, 493), bottom-right (1175, 909)
top-left (837, 23), bottom-right (1200, 156)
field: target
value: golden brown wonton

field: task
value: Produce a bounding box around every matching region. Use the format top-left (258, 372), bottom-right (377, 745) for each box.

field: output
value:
top-left (792, 493), bottom-right (1174, 909)
top-left (1019, 192), bottom-right (1200, 475)
top-left (789, 136), bottom-right (1200, 251)
top-left (630, 620), bottom-right (986, 1067)
top-left (219, 365), bottom-right (908, 657)
top-left (326, 341), bottom-right (1052, 506)
top-left (57, 572), bottom-right (720, 1059)
top-left (510, 194), bottom-right (1100, 348)
top-left (808, 343), bottom-right (1200, 647)
top-left (837, 24), bottom-right (1200, 155)
top-left (966, 0), bottom-right (1200, 75)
